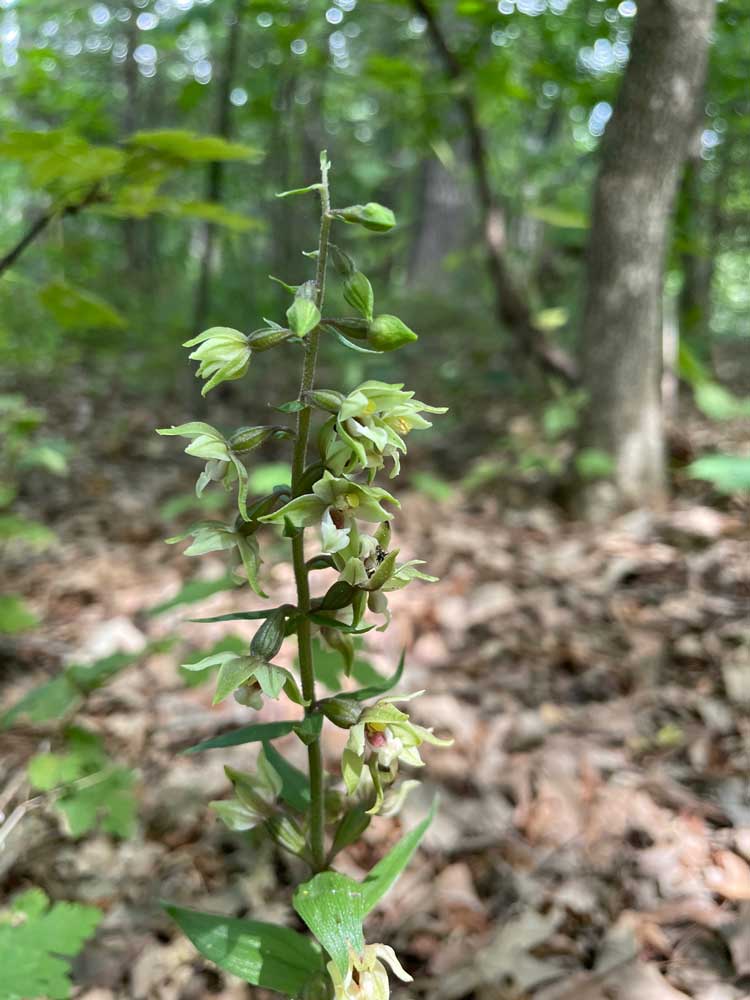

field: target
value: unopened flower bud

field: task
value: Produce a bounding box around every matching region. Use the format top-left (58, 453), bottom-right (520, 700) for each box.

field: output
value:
top-left (247, 327), bottom-right (292, 351)
top-left (309, 389), bottom-right (345, 413)
top-left (322, 697), bottom-right (363, 729)
top-left (366, 315), bottom-right (417, 352)
top-left (335, 203), bottom-right (396, 232)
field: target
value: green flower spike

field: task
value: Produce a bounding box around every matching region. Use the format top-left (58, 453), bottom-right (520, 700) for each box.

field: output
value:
top-left (183, 326), bottom-right (252, 395)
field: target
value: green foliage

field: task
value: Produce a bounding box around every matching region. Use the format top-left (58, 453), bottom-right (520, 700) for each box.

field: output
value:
top-left (27, 726), bottom-right (137, 839)
top-left (294, 872), bottom-right (365, 976)
top-left (1, 649), bottom-right (146, 728)
top-left (0, 594), bottom-right (38, 633)
top-left (147, 575), bottom-right (237, 617)
top-left (164, 906), bottom-right (324, 996)
top-left (0, 888), bottom-right (101, 1000)
top-left (687, 454), bottom-right (750, 494)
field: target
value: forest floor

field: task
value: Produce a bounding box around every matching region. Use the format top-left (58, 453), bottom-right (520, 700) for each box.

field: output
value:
top-left (2, 397), bottom-right (750, 1000)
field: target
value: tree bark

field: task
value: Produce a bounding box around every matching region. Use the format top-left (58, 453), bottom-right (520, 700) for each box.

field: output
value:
top-left (411, 0), bottom-right (576, 383)
top-left (578, 0), bottom-right (715, 514)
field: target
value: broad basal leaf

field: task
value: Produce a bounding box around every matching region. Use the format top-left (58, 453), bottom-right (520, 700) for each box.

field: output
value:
top-left (165, 905), bottom-right (323, 996)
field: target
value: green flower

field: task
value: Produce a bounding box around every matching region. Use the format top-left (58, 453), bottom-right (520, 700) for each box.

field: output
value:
top-left (157, 422), bottom-right (288, 520)
top-left (181, 649), bottom-right (304, 706)
top-left (165, 520), bottom-right (265, 597)
top-left (314, 381), bottom-right (446, 478)
top-left (342, 693), bottom-right (452, 813)
top-left (209, 751), bottom-right (281, 832)
top-left (259, 471), bottom-right (398, 555)
top-left (183, 326), bottom-right (252, 395)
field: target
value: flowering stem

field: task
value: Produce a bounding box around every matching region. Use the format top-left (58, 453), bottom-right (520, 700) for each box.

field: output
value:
top-left (291, 152), bottom-right (331, 872)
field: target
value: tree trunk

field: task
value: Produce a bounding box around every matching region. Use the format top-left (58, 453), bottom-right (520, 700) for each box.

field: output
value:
top-left (578, 0), bottom-right (715, 515)
top-left (408, 154), bottom-right (468, 286)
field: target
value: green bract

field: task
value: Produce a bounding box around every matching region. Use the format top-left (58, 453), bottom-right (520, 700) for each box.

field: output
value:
top-left (183, 326), bottom-right (252, 395)
top-left (156, 153), bottom-right (449, 999)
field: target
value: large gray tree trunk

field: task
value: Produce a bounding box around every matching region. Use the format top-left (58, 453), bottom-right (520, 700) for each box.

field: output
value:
top-left (578, 0), bottom-right (715, 514)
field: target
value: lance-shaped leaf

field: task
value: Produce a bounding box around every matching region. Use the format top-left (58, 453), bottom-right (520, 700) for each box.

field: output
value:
top-left (182, 721), bottom-right (296, 755)
top-left (164, 905), bottom-right (323, 996)
top-left (293, 871), bottom-right (365, 975)
top-left (360, 799), bottom-right (437, 913)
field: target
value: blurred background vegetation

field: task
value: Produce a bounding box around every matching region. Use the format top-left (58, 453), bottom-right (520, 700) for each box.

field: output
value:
top-left (1, 0), bottom-right (748, 520)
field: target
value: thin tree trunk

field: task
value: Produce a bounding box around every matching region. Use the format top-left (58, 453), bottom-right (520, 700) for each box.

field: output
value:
top-left (408, 153), bottom-right (468, 286)
top-left (578, 0), bottom-right (715, 515)
top-left (192, 0), bottom-right (243, 336)
top-left (411, 0), bottom-right (575, 383)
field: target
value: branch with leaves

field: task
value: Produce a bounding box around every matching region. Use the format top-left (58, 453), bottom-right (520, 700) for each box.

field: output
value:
top-left (158, 152), bottom-right (452, 999)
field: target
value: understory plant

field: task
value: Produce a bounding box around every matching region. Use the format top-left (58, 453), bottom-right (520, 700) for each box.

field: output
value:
top-left (158, 152), bottom-right (450, 999)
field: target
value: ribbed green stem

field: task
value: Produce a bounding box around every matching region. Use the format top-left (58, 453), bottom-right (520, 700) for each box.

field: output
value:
top-left (291, 152), bottom-right (331, 872)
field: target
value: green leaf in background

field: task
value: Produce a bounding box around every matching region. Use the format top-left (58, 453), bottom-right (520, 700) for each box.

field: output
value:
top-left (57, 767), bottom-right (136, 839)
top-left (248, 462), bottom-right (292, 495)
top-left (0, 514), bottom-right (55, 549)
top-left (39, 280), bottom-right (126, 331)
top-left (0, 593), bottom-right (38, 634)
top-left (148, 575), bottom-right (237, 616)
top-left (165, 905), bottom-right (323, 996)
top-left (128, 129), bottom-right (260, 163)
top-left (306, 638), bottom-right (384, 693)
top-left (2, 649), bottom-right (149, 729)
top-left (1, 675), bottom-right (79, 728)
top-left (346, 651), bottom-right (405, 702)
top-left (687, 453), bottom-right (750, 494)
top-left (694, 382), bottom-right (750, 421)
top-left (26, 727), bottom-right (137, 839)
top-left (182, 721), bottom-right (296, 754)
top-left (360, 800), bottom-right (436, 913)
top-left (527, 204), bottom-right (588, 229)
top-left (262, 741), bottom-right (310, 812)
top-left (293, 871), bottom-right (365, 975)
top-left (0, 889), bottom-right (101, 1000)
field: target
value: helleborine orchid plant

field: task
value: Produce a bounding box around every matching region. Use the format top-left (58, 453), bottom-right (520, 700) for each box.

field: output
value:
top-left (158, 153), bottom-right (451, 999)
